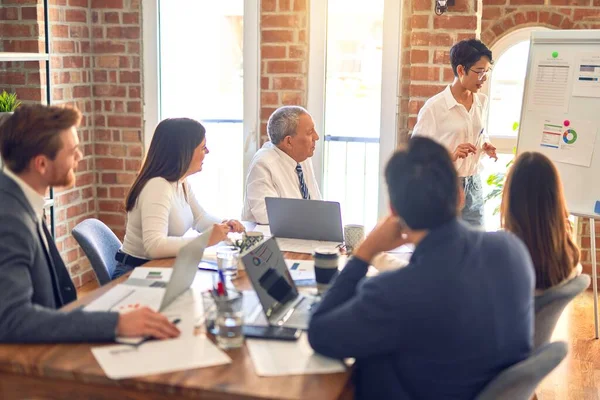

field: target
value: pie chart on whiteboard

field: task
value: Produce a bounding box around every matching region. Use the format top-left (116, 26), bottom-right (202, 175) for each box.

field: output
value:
top-left (563, 128), bottom-right (578, 145)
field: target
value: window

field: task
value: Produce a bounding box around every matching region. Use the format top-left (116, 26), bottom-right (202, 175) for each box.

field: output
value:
top-left (309, 0), bottom-right (400, 230)
top-left (143, 0), bottom-right (259, 220)
top-left (482, 27), bottom-right (547, 231)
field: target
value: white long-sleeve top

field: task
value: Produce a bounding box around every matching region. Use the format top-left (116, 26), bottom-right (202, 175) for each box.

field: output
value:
top-left (242, 142), bottom-right (322, 224)
top-left (412, 85), bottom-right (490, 177)
top-left (121, 177), bottom-right (221, 260)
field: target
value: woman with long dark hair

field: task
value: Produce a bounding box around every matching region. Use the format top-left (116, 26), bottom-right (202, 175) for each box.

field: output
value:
top-left (501, 152), bottom-right (580, 292)
top-left (113, 118), bottom-right (244, 279)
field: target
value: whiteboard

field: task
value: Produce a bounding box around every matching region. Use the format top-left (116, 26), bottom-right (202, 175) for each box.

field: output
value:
top-left (517, 30), bottom-right (600, 218)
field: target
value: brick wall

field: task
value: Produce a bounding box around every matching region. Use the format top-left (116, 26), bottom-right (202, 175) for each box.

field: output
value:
top-left (90, 0), bottom-right (143, 241)
top-left (259, 0), bottom-right (308, 141)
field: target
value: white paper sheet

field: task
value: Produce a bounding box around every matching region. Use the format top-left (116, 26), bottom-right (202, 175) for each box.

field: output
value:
top-left (572, 52), bottom-right (600, 98)
top-left (388, 244), bottom-right (415, 254)
top-left (527, 54), bottom-right (572, 113)
top-left (538, 118), bottom-right (598, 167)
top-left (285, 259), bottom-right (315, 281)
top-left (276, 238), bottom-right (341, 254)
top-left (246, 333), bottom-right (346, 376)
top-left (129, 267), bottom-right (172, 282)
top-left (92, 335), bottom-right (231, 379)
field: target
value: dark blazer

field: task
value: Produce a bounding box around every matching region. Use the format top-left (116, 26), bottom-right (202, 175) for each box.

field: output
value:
top-left (308, 219), bottom-right (534, 400)
top-left (0, 171), bottom-right (119, 342)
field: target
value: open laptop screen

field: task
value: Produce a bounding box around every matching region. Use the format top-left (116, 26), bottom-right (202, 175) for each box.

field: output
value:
top-left (242, 238), bottom-right (298, 318)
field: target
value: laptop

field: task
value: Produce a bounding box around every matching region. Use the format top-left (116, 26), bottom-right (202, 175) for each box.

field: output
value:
top-left (242, 237), bottom-right (317, 330)
top-left (85, 229), bottom-right (211, 313)
top-left (265, 197), bottom-right (344, 242)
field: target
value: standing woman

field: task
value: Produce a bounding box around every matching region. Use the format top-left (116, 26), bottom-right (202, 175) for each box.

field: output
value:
top-left (502, 151), bottom-right (581, 292)
top-left (412, 39), bottom-right (497, 228)
top-left (114, 118), bottom-right (244, 279)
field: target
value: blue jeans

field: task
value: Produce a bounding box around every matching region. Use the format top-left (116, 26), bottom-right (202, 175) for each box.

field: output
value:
top-left (112, 261), bottom-right (135, 280)
top-left (460, 175), bottom-right (485, 229)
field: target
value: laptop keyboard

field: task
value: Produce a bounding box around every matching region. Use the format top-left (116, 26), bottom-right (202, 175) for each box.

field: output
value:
top-left (150, 281), bottom-right (167, 288)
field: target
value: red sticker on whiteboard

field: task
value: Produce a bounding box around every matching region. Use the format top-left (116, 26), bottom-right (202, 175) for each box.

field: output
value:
top-left (564, 120), bottom-right (570, 127)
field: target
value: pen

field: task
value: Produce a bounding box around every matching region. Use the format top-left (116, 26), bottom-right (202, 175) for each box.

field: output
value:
top-left (132, 318), bottom-right (181, 348)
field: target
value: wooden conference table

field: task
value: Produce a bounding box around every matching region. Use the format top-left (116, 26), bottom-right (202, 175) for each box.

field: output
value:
top-left (0, 251), bottom-right (354, 400)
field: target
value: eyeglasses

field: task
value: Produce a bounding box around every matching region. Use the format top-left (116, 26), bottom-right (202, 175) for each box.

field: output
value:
top-left (469, 68), bottom-right (492, 81)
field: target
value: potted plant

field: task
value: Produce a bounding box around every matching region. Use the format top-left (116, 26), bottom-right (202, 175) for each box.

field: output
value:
top-left (0, 90), bottom-right (21, 117)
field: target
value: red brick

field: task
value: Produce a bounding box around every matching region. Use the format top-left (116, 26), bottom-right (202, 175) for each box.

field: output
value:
top-left (261, 0), bottom-right (276, 11)
top-left (558, 8), bottom-right (573, 16)
top-left (127, 101), bottom-right (141, 113)
top-left (266, 60), bottom-right (303, 74)
top-left (93, 41), bottom-right (126, 53)
top-left (433, 33), bottom-right (453, 47)
top-left (272, 76), bottom-right (304, 90)
top-left (411, 15), bottom-right (430, 29)
top-left (261, 92), bottom-right (279, 105)
top-left (409, 84), bottom-right (446, 98)
top-left (293, 0), bottom-right (307, 11)
top-left (69, 0), bottom-right (88, 6)
top-left (281, 92), bottom-right (303, 105)
top-left (128, 145), bottom-right (143, 158)
top-left (107, 26), bottom-right (140, 39)
top-left (298, 30), bottom-right (306, 42)
top-left (125, 159), bottom-right (142, 171)
top-left (119, 71), bottom-right (140, 83)
top-left (66, 9), bottom-right (87, 22)
top-left (443, 67), bottom-right (455, 82)
top-left (482, 0), bottom-right (507, 3)
top-left (452, 0), bottom-right (471, 12)
top-left (433, 15), bottom-right (477, 30)
top-left (539, 11), bottom-right (551, 22)
top-left (410, 66), bottom-right (440, 81)
top-left (433, 49), bottom-right (450, 64)
top-left (0, 72), bottom-right (26, 85)
top-left (411, 32), bottom-right (431, 46)
top-left (413, 0), bottom-right (433, 11)
top-left (107, 115), bottom-right (141, 128)
top-left (129, 86), bottom-right (141, 98)
top-left (63, 56), bottom-right (84, 68)
top-left (69, 26), bottom-right (90, 38)
top-left (279, 0), bottom-right (291, 11)
top-left (262, 30), bottom-right (294, 43)
top-left (66, 203), bottom-right (88, 219)
top-left (99, 200), bottom-right (123, 213)
top-left (96, 157), bottom-right (124, 170)
top-left (96, 55), bottom-right (119, 68)
top-left (261, 107), bottom-right (277, 120)
top-left (122, 12), bottom-right (139, 24)
top-left (0, 23), bottom-right (33, 37)
top-left (116, 173), bottom-right (136, 185)
top-left (99, 213), bottom-right (126, 229)
top-left (262, 45), bottom-right (286, 59)
top-left (408, 100), bottom-right (425, 114)
top-left (574, 9), bottom-right (600, 19)
top-left (560, 17), bottom-right (575, 29)
top-left (482, 6), bottom-right (503, 20)
top-left (0, 7), bottom-right (19, 20)
top-left (289, 45), bottom-right (305, 59)
top-left (261, 15), bottom-right (304, 28)
top-left (91, 0), bottom-right (123, 8)
top-left (411, 49), bottom-right (429, 64)
top-left (109, 187), bottom-right (127, 199)
top-left (526, 11), bottom-right (538, 23)
top-left (16, 87), bottom-right (43, 101)
top-left (93, 84), bottom-right (126, 97)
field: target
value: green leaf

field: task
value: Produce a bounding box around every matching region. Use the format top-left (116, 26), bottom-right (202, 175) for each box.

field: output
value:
top-left (0, 91), bottom-right (20, 112)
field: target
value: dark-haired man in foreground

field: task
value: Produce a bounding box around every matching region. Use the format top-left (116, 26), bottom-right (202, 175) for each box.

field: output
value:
top-left (308, 137), bottom-right (534, 399)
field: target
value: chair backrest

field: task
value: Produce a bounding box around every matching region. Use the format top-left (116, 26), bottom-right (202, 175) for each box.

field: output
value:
top-left (534, 274), bottom-right (590, 349)
top-left (72, 218), bottom-right (122, 286)
top-left (475, 341), bottom-right (568, 400)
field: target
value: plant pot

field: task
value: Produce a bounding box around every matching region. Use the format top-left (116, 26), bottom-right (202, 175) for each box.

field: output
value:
top-left (0, 112), bottom-right (11, 168)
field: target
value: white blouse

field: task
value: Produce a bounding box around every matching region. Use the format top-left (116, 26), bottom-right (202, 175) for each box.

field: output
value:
top-left (121, 177), bottom-right (221, 259)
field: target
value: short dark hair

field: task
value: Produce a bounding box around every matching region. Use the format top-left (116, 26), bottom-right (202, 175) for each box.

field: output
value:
top-left (125, 118), bottom-right (206, 211)
top-left (384, 137), bottom-right (458, 230)
top-left (0, 104), bottom-right (81, 173)
top-left (450, 39), bottom-right (493, 77)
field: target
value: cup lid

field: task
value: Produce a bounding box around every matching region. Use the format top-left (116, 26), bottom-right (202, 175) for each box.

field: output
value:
top-left (313, 247), bottom-right (339, 258)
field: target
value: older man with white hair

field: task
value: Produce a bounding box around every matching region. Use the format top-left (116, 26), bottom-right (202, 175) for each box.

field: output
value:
top-left (242, 105), bottom-right (321, 224)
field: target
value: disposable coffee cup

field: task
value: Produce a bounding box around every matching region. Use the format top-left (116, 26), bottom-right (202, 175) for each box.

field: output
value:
top-left (313, 247), bottom-right (339, 294)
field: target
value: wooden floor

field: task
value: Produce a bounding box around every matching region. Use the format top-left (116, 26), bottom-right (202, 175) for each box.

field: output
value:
top-left (76, 282), bottom-right (599, 399)
top-left (537, 290), bottom-right (600, 400)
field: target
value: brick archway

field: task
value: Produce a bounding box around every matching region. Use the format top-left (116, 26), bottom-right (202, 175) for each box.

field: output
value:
top-left (481, 10), bottom-right (576, 47)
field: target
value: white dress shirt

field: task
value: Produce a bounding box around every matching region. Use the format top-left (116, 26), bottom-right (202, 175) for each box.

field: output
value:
top-left (121, 177), bottom-right (222, 260)
top-left (3, 168), bottom-right (48, 251)
top-left (412, 85), bottom-right (490, 177)
top-left (242, 142), bottom-right (322, 224)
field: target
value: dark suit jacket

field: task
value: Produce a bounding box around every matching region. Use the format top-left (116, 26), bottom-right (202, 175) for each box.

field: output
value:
top-left (0, 171), bottom-right (119, 342)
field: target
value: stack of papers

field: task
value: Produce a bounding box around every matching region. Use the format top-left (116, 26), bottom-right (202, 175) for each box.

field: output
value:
top-left (276, 238), bottom-right (341, 254)
top-left (246, 333), bottom-right (346, 376)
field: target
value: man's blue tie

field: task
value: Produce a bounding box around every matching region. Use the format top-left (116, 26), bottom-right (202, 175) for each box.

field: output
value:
top-left (295, 163), bottom-right (310, 200)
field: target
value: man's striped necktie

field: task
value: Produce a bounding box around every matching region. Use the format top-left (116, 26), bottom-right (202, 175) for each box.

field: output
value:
top-left (295, 163), bottom-right (310, 200)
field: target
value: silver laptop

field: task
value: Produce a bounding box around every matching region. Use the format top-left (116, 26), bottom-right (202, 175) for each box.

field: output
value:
top-left (265, 197), bottom-right (344, 242)
top-left (86, 230), bottom-right (211, 312)
top-left (242, 237), bottom-right (316, 330)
